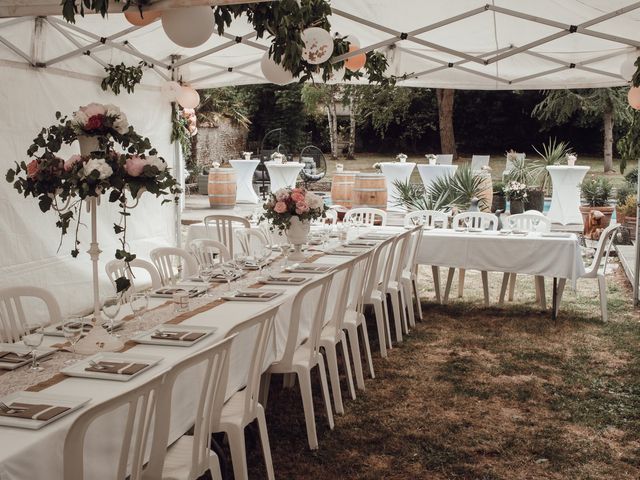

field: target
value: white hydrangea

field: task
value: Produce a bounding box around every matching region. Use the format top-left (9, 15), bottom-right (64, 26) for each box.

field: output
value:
top-left (83, 158), bottom-right (113, 180)
top-left (305, 192), bottom-right (324, 210)
top-left (147, 155), bottom-right (167, 172)
top-left (72, 109), bottom-right (89, 126)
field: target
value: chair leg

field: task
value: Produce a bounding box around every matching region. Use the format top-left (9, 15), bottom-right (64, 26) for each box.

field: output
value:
top-left (295, 368), bottom-right (319, 450)
top-left (458, 268), bottom-right (466, 298)
top-left (372, 300), bottom-right (388, 358)
top-left (360, 319), bottom-right (375, 379)
top-left (431, 266), bottom-right (441, 304)
top-left (481, 271), bottom-right (489, 306)
top-left (508, 273), bottom-right (517, 301)
top-left (345, 325), bottom-right (365, 390)
top-left (323, 342), bottom-right (344, 415)
top-left (259, 372), bottom-right (271, 408)
top-left (226, 425), bottom-right (249, 480)
top-left (317, 355), bottom-right (335, 430)
top-left (398, 287), bottom-right (410, 334)
top-left (256, 405), bottom-right (275, 480)
top-left (390, 290), bottom-right (403, 344)
top-left (381, 297), bottom-right (393, 351)
top-left (498, 273), bottom-right (509, 305)
top-left (403, 280), bottom-right (416, 328)
top-left (210, 451), bottom-right (223, 480)
top-left (555, 278), bottom-right (566, 318)
top-left (340, 332), bottom-right (356, 400)
top-left (443, 268), bottom-right (455, 304)
top-left (536, 276), bottom-right (546, 309)
top-left (282, 373), bottom-right (296, 389)
top-left (598, 275), bottom-right (608, 322)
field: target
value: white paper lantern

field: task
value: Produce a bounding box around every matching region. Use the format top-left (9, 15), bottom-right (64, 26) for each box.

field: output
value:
top-left (260, 53), bottom-right (294, 85)
top-left (621, 52), bottom-right (638, 81)
top-left (176, 86), bottom-right (200, 109)
top-left (347, 35), bottom-right (360, 47)
top-left (161, 81), bottom-right (181, 101)
top-left (161, 6), bottom-right (214, 48)
top-left (301, 27), bottom-right (334, 65)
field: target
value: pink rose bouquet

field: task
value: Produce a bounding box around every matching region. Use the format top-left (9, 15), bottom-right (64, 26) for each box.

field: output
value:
top-left (261, 186), bottom-right (328, 232)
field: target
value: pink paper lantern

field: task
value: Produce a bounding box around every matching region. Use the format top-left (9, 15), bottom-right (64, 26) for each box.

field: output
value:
top-left (345, 45), bottom-right (366, 71)
top-left (176, 86), bottom-right (200, 109)
top-left (124, 8), bottom-right (160, 26)
top-left (629, 86), bottom-right (640, 110)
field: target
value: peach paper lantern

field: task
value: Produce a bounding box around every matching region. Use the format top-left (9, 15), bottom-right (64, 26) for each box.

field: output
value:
top-left (628, 86), bottom-right (640, 110)
top-left (345, 45), bottom-right (366, 71)
top-left (124, 8), bottom-right (160, 26)
top-left (176, 86), bottom-right (200, 109)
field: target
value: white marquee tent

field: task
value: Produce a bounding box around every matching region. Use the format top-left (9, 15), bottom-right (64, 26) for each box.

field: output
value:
top-left (1, 0), bottom-right (639, 316)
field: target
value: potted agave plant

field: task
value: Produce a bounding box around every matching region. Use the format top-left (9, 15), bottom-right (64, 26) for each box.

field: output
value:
top-left (580, 176), bottom-right (614, 234)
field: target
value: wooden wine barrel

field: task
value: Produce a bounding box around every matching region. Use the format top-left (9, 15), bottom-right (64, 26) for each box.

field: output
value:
top-left (477, 173), bottom-right (493, 213)
top-left (208, 168), bottom-right (236, 209)
top-left (330, 171), bottom-right (358, 208)
top-left (352, 173), bottom-right (387, 210)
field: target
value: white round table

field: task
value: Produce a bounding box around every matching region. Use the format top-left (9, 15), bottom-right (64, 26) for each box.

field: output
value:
top-left (546, 165), bottom-right (590, 225)
top-left (417, 164), bottom-right (458, 191)
top-left (379, 162), bottom-right (416, 211)
top-left (264, 161), bottom-right (304, 192)
top-left (229, 159), bottom-right (259, 204)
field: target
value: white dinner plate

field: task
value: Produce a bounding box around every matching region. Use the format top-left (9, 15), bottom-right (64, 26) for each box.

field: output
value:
top-left (61, 352), bottom-right (163, 381)
top-left (0, 343), bottom-right (55, 371)
top-left (0, 391), bottom-right (90, 430)
top-left (43, 320), bottom-right (124, 337)
top-left (132, 325), bottom-right (217, 347)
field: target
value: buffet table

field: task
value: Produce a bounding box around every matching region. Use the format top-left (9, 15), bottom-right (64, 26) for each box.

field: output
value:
top-left (229, 159), bottom-right (260, 204)
top-left (264, 162), bottom-right (304, 192)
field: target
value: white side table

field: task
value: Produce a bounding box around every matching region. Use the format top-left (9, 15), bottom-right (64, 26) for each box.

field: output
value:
top-left (417, 164), bottom-right (458, 191)
top-left (264, 162), bottom-right (304, 192)
top-left (546, 166), bottom-right (590, 225)
top-left (229, 159), bottom-right (259, 204)
top-left (379, 162), bottom-right (416, 211)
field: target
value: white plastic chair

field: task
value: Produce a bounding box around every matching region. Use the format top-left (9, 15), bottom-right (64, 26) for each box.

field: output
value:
top-left (437, 154), bottom-right (453, 165)
top-left (0, 286), bottom-right (61, 343)
top-left (64, 372), bottom-right (165, 480)
top-left (404, 210), bottom-right (449, 304)
top-left (144, 335), bottom-right (235, 480)
top-left (471, 155), bottom-right (490, 171)
top-left (263, 274), bottom-right (334, 450)
top-left (498, 213), bottom-right (552, 306)
top-left (344, 207), bottom-right (387, 226)
top-left (342, 249), bottom-right (375, 390)
top-left (216, 306), bottom-right (278, 480)
top-left (386, 229), bottom-right (413, 343)
top-left (150, 247), bottom-right (199, 286)
top-left (105, 258), bottom-right (162, 293)
top-left (400, 225), bottom-right (424, 327)
top-left (204, 215), bottom-right (251, 258)
top-left (444, 212), bottom-right (499, 305)
top-left (187, 238), bottom-right (231, 266)
top-left (235, 228), bottom-right (269, 257)
top-left (319, 258), bottom-right (356, 415)
top-left (555, 223), bottom-right (620, 321)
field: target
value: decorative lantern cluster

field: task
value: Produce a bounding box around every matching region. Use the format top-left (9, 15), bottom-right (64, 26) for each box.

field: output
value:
top-left (161, 81), bottom-right (200, 108)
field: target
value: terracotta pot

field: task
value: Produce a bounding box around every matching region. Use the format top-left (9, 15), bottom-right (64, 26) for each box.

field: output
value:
top-left (524, 189), bottom-right (544, 212)
top-left (509, 199), bottom-right (525, 214)
top-left (615, 207), bottom-right (625, 225)
top-left (491, 194), bottom-right (506, 213)
top-left (580, 205), bottom-right (614, 235)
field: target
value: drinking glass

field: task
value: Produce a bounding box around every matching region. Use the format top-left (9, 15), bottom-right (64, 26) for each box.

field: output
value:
top-left (531, 218), bottom-right (541, 232)
top-left (198, 264), bottom-right (214, 296)
top-left (102, 296), bottom-right (121, 336)
top-left (279, 243), bottom-right (292, 268)
top-left (221, 261), bottom-right (238, 291)
top-left (23, 326), bottom-right (44, 371)
top-left (258, 245), bottom-right (272, 275)
top-left (62, 318), bottom-right (84, 363)
top-left (129, 292), bottom-right (148, 332)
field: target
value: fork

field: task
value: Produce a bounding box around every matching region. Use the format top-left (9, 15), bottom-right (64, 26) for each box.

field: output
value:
top-left (0, 401), bottom-right (25, 413)
top-left (88, 360), bottom-right (107, 370)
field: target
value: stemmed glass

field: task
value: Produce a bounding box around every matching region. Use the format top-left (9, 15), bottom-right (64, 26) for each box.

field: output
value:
top-left (129, 292), bottom-right (148, 333)
top-left (198, 264), bottom-right (214, 296)
top-left (221, 261), bottom-right (238, 291)
top-left (102, 296), bottom-right (121, 337)
top-left (23, 326), bottom-right (44, 371)
top-left (62, 318), bottom-right (83, 364)
top-left (531, 218), bottom-right (541, 233)
top-left (258, 245), bottom-right (272, 276)
top-left (279, 242), bottom-right (292, 268)
top-left (320, 224), bottom-right (332, 250)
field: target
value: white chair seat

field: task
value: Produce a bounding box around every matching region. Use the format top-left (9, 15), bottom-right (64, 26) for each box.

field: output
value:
top-left (161, 436), bottom-right (220, 480)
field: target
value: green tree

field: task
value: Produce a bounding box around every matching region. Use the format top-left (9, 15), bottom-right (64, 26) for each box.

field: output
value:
top-left (532, 88), bottom-right (631, 172)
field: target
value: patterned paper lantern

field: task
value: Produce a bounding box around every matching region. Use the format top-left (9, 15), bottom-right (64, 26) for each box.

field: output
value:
top-left (162, 6), bottom-right (214, 48)
top-left (301, 27), bottom-right (334, 65)
top-left (176, 86), bottom-right (200, 109)
top-left (345, 45), bottom-right (366, 71)
top-left (629, 86), bottom-right (640, 110)
top-left (260, 53), bottom-right (294, 85)
top-left (124, 8), bottom-right (161, 26)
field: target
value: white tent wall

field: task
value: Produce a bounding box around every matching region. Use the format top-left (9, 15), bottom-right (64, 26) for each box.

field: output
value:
top-left (0, 64), bottom-right (175, 321)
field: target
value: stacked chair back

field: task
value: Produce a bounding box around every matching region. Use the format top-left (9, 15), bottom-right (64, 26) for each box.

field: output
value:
top-left (344, 208), bottom-right (387, 226)
top-left (507, 213), bottom-right (551, 232)
top-left (203, 215), bottom-right (251, 258)
top-left (452, 212), bottom-right (499, 230)
top-left (235, 228), bottom-right (270, 256)
top-left (188, 238), bottom-right (231, 266)
top-left (105, 258), bottom-right (162, 293)
top-left (404, 210), bottom-right (449, 229)
top-left (150, 247), bottom-right (198, 286)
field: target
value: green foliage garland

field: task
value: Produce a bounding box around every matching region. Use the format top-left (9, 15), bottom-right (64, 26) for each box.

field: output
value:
top-left (101, 61), bottom-right (147, 95)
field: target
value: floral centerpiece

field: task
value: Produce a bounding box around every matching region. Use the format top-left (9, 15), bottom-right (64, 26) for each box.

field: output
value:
top-left (425, 154), bottom-right (437, 165)
top-left (242, 151), bottom-right (253, 160)
top-left (373, 162), bottom-right (382, 170)
top-left (261, 187), bottom-right (327, 260)
top-left (566, 153), bottom-right (577, 166)
top-left (270, 151), bottom-right (285, 164)
top-left (503, 180), bottom-right (528, 214)
top-left (396, 153), bottom-right (408, 163)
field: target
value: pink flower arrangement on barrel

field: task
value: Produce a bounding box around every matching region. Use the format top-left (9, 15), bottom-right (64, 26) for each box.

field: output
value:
top-left (6, 102), bottom-right (181, 291)
top-left (262, 187), bottom-right (327, 231)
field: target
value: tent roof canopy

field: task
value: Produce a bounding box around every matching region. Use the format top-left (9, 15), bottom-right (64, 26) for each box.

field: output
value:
top-left (0, 0), bottom-right (639, 90)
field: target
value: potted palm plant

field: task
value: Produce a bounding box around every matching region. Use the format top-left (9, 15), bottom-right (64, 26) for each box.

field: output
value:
top-left (504, 154), bottom-right (544, 212)
top-left (531, 137), bottom-right (572, 195)
top-left (491, 180), bottom-right (506, 212)
top-left (580, 176), bottom-right (614, 234)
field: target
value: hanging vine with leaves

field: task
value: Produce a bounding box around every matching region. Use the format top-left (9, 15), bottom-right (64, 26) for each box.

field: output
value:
top-left (101, 61), bottom-right (148, 95)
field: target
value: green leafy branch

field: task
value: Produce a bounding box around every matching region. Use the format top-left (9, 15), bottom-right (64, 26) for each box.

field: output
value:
top-left (101, 61), bottom-right (148, 95)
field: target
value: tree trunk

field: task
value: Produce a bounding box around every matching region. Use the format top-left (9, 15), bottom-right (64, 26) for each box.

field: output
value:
top-left (326, 104), bottom-right (339, 160)
top-left (436, 88), bottom-right (457, 159)
top-left (603, 107), bottom-right (614, 173)
top-left (347, 92), bottom-right (356, 159)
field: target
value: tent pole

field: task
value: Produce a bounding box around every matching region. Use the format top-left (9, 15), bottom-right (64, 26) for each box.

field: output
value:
top-left (634, 157), bottom-right (640, 306)
top-left (171, 55), bottom-right (183, 250)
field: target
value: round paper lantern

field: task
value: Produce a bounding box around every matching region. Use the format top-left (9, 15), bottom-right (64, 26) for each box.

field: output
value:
top-left (176, 86), bottom-right (200, 109)
top-left (621, 53), bottom-right (638, 81)
top-left (260, 53), bottom-right (294, 85)
top-left (161, 6), bottom-right (214, 48)
top-left (301, 27), bottom-right (334, 65)
top-left (345, 45), bottom-right (366, 71)
top-left (629, 86), bottom-right (640, 110)
top-left (161, 81), bottom-right (181, 102)
top-left (346, 35), bottom-right (360, 47)
top-left (124, 8), bottom-right (160, 26)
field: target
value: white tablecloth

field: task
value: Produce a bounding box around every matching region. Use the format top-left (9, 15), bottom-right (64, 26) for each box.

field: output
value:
top-left (229, 159), bottom-right (259, 204)
top-left (546, 166), bottom-right (590, 225)
top-left (264, 162), bottom-right (304, 192)
top-left (379, 162), bottom-right (416, 211)
top-left (417, 164), bottom-right (458, 191)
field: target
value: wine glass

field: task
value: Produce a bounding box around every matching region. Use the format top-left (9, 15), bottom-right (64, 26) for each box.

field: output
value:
top-left (129, 292), bottom-right (148, 332)
top-left (198, 264), bottom-right (214, 296)
top-left (320, 224), bottom-right (332, 250)
top-left (279, 242), bottom-right (292, 268)
top-left (62, 318), bottom-right (84, 363)
top-left (221, 261), bottom-right (238, 291)
top-left (531, 218), bottom-right (541, 233)
top-left (258, 245), bottom-right (272, 276)
top-left (102, 296), bottom-right (121, 337)
top-left (23, 326), bottom-right (44, 371)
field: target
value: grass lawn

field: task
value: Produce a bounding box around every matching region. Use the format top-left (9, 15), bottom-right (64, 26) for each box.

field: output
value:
top-left (242, 262), bottom-right (640, 479)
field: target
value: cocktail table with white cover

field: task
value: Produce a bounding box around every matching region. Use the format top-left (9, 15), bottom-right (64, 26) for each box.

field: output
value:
top-left (0, 243), bottom-right (366, 479)
top-left (264, 161), bottom-right (304, 192)
top-left (379, 162), bottom-right (416, 211)
top-left (229, 159), bottom-right (260, 204)
top-left (417, 164), bottom-right (458, 191)
top-left (546, 165), bottom-right (590, 225)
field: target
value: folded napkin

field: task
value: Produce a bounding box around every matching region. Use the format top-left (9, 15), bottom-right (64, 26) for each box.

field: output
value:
top-left (56, 322), bottom-right (92, 332)
top-left (328, 249), bottom-right (359, 256)
top-left (0, 402), bottom-right (70, 421)
top-left (288, 264), bottom-right (332, 272)
top-left (0, 351), bottom-right (29, 364)
top-left (150, 331), bottom-right (205, 342)
top-left (85, 361), bottom-right (148, 375)
top-left (265, 276), bottom-right (307, 284)
top-left (235, 291), bottom-right (279, 299)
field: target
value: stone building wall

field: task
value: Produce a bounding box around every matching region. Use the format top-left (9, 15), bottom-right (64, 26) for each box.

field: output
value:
top-left (195, 117), bottom-right (247, 168)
